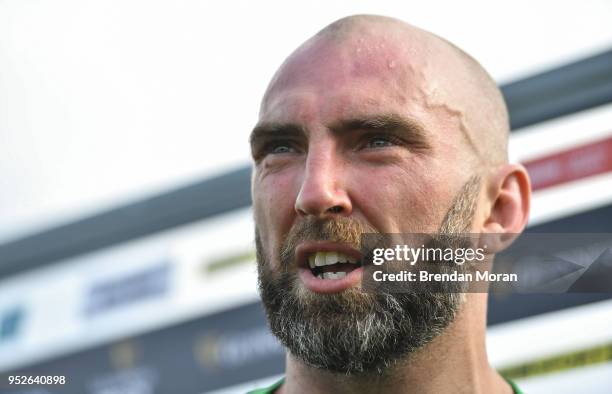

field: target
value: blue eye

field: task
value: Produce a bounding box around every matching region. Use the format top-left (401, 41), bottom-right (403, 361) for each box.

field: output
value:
top-left (252, 138), bottom-right (301, 162)
top-left (366, 136), bottom-right (396, 149)
top-left (271, 144), bottom-right (295, 154)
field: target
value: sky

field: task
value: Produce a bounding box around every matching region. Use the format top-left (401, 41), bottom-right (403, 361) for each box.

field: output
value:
top-left (1, 0), bottom-right (612, 243)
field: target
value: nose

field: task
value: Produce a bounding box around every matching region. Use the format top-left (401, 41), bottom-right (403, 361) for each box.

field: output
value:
top-left (294, 147), bottom-right (352, 218)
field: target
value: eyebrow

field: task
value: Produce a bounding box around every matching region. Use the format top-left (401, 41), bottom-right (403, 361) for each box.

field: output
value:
top-left (329, 114), bottom-right (431, 149)
top-left (249, 122), bottom-right (306, 146)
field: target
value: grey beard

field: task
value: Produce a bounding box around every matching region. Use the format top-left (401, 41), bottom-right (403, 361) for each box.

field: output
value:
top-left (256, 175), bottom-right (480, 375)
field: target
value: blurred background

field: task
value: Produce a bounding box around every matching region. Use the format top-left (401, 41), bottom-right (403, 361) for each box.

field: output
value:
top-left (1, 1), bottom-right (612, 393)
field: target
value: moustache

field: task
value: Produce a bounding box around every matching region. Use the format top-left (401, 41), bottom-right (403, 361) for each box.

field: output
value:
top-left (279, 216), bottom-right (379, 270)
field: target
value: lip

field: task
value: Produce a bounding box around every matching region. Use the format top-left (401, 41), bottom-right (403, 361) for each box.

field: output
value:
top-left (295, 241), bottom-right (363, 293)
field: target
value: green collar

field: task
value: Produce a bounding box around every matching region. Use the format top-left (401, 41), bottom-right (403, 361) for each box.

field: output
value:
top-left (506, 378), bottom-right (524, 394)
top-left (246, 377), bottom-right (285, 394)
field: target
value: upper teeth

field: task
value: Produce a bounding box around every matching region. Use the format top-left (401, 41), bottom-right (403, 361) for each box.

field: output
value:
top-left (308, 252), bottom-right (357, 269)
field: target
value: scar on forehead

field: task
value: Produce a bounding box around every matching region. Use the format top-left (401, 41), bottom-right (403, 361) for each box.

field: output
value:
top-left (433, 102), bottom-right (481, 158)
top-left (416, 81), bottom-right (483, 161)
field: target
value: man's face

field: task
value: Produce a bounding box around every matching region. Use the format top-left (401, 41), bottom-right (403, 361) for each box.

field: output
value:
top-left (250, 35), bottom-right (480, 373)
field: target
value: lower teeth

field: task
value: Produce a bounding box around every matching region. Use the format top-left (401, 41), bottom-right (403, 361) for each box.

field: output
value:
top-left (318, 272), bottom-right (347, 280)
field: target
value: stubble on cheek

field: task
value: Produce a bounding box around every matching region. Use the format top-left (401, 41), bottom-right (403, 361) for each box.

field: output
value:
top-left (252, 178), bottom-right (287, 272)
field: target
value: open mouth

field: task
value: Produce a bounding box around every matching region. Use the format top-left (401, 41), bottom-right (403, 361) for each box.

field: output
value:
top-left (307, 251), bottom-right (362, 280)
top-left (295, 243), bottom-right (364, 293)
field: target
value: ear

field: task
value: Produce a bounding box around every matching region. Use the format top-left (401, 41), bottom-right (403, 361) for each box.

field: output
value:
top-left (481, 163), bottom-right (531, 251)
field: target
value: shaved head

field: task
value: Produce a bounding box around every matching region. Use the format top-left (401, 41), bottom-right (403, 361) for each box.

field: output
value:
top-left (261, 14), bottom-right (509, 165)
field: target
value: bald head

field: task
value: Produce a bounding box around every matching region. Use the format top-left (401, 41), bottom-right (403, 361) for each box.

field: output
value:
top-left (261, 14), bottom-right (509, 165)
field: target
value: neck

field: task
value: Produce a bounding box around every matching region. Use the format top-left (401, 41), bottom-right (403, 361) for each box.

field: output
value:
top-left (277, 294), bottom-right (512, 394)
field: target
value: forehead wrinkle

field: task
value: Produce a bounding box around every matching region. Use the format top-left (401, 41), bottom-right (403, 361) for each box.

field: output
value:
top-left (261, 81), bottom-right (417, 130)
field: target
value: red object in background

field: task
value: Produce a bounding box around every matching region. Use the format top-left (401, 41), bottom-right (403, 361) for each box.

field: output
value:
top-left (523, 134), bottom-right (612, 191)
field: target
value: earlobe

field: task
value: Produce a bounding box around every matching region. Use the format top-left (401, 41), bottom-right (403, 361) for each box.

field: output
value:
top-left (481, 163), bottom-right (531, 251)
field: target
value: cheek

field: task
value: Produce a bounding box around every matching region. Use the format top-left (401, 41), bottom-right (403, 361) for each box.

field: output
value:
top-left (252, 169), bottom-right (300, 260)
top-left (349, 163), bottom-right (451, 233)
